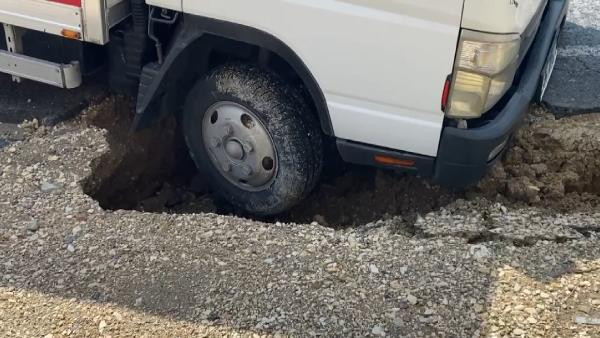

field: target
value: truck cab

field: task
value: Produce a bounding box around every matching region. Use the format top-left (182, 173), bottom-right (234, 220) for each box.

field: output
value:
top-left (0, 0), bottom-right (569, 215)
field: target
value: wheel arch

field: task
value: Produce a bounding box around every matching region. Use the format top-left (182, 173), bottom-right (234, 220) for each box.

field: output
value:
top-left (133, 14), bottom-right (334, 136)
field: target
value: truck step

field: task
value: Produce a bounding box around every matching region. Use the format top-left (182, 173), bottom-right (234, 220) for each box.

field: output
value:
top-left (0, 50), bottom-right (81, 88)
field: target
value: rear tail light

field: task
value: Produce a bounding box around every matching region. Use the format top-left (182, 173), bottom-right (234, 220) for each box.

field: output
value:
top-left (441, 76), bottom-right (451, 112)
top-left (48, 0), bottom-right (81, 6)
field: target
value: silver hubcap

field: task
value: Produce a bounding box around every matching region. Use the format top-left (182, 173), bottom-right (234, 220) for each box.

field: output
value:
top-left (202, 101), bottom-right (277, 190)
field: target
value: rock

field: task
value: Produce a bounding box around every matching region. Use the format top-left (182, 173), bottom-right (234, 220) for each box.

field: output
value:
top-left (26, 219), bottom-right (39, 232)
top-left (574, 315), bottom-right (600, 325)
top-left (506, 178), bottom-right (540, 203)
top-left (98, 320), bottom-right (107, 333)
top-left (418, 315), bottom-right (435, 323)
top-left (313, 214), bottom-right (327, 226)
top-left (469, 245), bottom-right (492, 260)
top-left (72, 225), bottom-right (82, 236)
top-left (67, 244), bottom-right (75, 253)
top-left (423, 308), bottom-right (435, 316)
top-left (371, 324), bottom-right (386, 337)
top-left (40, 181), bottom-right (59, 193)
top-left (406, 294), bottom-right (418, 305)
top-left (325, 263), bottom-right (339, 273)
top-left (135, 297), bottom-right (143, 307)
top-left (369, 264), bottom-right (380, 274)
top-left (512, 328), bottom-right (525, 335)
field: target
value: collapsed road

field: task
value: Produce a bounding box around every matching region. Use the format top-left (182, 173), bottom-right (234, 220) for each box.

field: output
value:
top-left (1, 96), bottom-right (600, 337)
top-left (1, 0), bottom-right (600, 336)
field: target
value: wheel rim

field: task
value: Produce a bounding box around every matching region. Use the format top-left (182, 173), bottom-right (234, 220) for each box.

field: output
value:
top-left (202, 101), bottom-right (277, 191)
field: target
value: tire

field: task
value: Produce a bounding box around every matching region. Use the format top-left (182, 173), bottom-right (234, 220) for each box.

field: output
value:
top-left (182, 64), bottom-right (323, 216)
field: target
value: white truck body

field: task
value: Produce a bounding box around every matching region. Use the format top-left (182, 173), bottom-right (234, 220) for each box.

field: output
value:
top-left (0, 0), bottom-right (569, 214)
top-left (0, 0), bottom-right (130, 44)
top-left (160, 0), bottom-right (543, 157)
top-left (462, 0), bottom-right (546, 34)
top-left (180, 0), bottom-right (465, 156)
top-left (0, 0), bottom-right (545, 157)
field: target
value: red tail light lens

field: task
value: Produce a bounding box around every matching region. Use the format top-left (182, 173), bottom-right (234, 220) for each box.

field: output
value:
top-left (441, 76), bottom-right (451, 112)
top-left (48, 0), bottom-right (82, 6)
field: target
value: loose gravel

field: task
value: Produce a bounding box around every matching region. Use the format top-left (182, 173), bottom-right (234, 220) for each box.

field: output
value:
top-left (1, 98), bottom-right (600, 337)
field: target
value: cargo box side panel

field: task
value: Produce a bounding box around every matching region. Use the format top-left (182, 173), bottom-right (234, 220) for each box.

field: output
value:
top-left (0, 0), bottom-right (83, 38)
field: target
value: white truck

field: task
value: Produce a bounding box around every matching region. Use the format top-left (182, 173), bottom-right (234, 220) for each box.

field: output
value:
top-left (0, 0), bottom-right (569, 215)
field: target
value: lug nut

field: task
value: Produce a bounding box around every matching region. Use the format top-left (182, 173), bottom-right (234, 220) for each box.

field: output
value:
top-left (211, 137), bottom-right (222, 148)
top-left (222, 162), bottom-right (232, 172)
top-left (242, 141), bottom-right (254, 153)
top-left (223, 125), bottom-right (234, 136)
top-left (241, 165), bottom-right (253, 177)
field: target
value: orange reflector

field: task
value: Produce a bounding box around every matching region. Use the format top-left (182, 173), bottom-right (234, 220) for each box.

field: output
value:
top-left (61, 29), bottom-right (81, 40)
top-left (374, 155), bottom-right (416, 168)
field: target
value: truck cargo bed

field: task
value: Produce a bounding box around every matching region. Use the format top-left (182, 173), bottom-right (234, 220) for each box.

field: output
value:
top-left (0, 0), bottom-right (130, 45)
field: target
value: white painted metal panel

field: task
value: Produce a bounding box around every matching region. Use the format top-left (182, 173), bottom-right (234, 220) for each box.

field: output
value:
top-left (0, 50), bottom-right (82, 88)
top-left (82, 0), bottom-right (131, 44)
top-left (146, 0), bottom-right (182, 11)
top-left (462, 0), bottom-right (546, 34)
top-left (0, 0), bottom-right (130, 45)
top-left (181, 0), bottom-right (463, 156)
top-left (0, 0), bottom-right (82, 37)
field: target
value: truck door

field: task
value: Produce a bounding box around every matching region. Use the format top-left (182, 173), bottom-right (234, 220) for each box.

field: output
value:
top-left (179, 0), bottom-right (465, 157)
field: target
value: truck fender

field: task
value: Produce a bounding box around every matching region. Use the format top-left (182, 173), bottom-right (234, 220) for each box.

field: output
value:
top-left (133, 14), bottom-right (333, 136)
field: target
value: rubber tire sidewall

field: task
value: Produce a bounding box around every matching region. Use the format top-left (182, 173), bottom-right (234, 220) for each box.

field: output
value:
top-left (182, 65), bottom-right (320, 216)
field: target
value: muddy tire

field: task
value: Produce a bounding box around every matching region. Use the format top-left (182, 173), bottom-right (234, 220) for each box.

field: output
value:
top-left (182, 64), bottom-right (323, 216)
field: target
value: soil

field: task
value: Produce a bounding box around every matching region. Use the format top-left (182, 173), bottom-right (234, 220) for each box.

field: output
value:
top-left (3, 95), bottom-right (600, 338)
top-left (81, 97), bottom-right (600, 229)
top-left (473, 107), bottom-right (600, 212)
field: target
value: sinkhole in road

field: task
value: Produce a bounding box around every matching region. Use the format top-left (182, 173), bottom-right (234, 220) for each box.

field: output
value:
top-left (80, 96), bottom-right (459, 227)
top-left (81, 97), bottom-right (600, 229)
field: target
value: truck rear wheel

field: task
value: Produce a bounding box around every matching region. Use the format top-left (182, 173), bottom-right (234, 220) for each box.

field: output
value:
top-left (182, 64), bottom-right (323, 216)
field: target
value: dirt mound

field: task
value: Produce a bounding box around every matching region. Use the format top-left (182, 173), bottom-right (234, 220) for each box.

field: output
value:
top-left (475, 109), bottom-right (600, 211)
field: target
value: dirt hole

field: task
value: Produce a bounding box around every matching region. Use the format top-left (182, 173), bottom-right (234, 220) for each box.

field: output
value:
top-left (81, 98), bottom-right (600, 229)
top-left (81, 96), bottom-right (459, 227)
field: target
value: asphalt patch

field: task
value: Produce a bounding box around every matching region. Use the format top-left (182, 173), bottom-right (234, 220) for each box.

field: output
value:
top-left (543, 1), bottom-right (600, 115)
top-left (0, 74), bottom-right (107, 125)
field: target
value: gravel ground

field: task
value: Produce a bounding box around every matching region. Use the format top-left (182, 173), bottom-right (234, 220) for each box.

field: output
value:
top-left (0, 99), bottom-right (599, 337)
top-left (1, 1), bottom-right (600, 336)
